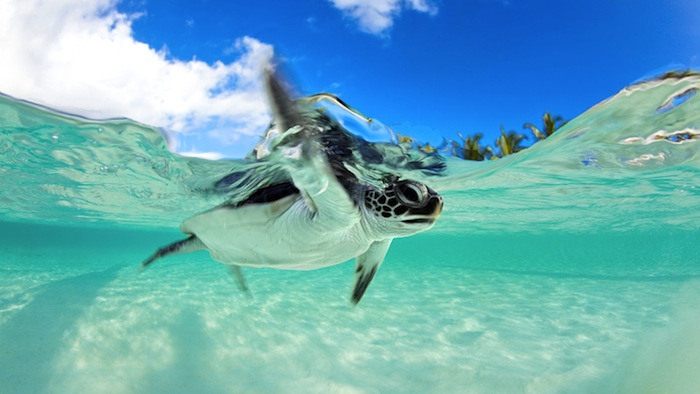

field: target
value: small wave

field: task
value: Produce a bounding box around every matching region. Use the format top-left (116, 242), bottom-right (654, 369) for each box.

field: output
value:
top-left (1, 72), bottom-right (700, 234)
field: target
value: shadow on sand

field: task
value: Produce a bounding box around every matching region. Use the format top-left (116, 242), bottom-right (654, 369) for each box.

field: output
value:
top-left (140, 308), bottom-right (224, 394)
top-left (0, 266), bottom-right (120, 393)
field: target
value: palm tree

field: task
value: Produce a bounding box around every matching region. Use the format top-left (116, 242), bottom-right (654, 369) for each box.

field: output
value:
top-left (451, 132), bottom-right (493, 161)
top-left (495, 127), bottom-right (527, 157)
top-left (417, 142), bottom-right (437, 153)
top-left (523, 112), bottom-right (567, 141)
top-left (395, 133), bottom-right (414, 145)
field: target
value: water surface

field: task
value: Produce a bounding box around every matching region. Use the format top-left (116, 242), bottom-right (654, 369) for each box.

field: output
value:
top-left (1, 74), bottom-right (699, 393)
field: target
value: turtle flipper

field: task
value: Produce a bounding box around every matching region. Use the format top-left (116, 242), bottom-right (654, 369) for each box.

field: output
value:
top-left (141, 235), bottom-right (206, 269)
top-left (265, 69), bottom-right (326, 194)
top-left (265, 68), bottom-right (305, 139)
top-left (228, 265), bottom-right (252, 297)
top-left (265, 69), bottom-right (360, 233)
top-left (351, 239), bottom-right (392, 305)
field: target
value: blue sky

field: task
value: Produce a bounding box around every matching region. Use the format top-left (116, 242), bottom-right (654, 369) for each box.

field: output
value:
top-left (1, 0), bottom-right (698, 157)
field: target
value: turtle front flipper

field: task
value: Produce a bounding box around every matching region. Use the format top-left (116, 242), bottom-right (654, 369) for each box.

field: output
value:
top-left (265, 69), bottom-right (360, 233)
top-left (351, 239), bottom-right (392, 305)
top-left (141, 235), bottom-right (206, 269)
top-left (264, 69), bottom-right (328, 196)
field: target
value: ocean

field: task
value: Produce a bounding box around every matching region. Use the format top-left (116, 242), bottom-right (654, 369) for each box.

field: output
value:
top-left (1, 73), bottom-right (699, 393)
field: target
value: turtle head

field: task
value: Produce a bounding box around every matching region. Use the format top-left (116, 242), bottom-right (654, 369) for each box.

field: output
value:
top-left (362, 179), bottom-right (443, 237)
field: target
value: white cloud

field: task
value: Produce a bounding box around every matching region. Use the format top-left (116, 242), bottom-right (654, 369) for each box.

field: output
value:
top-left (177, 150), bottom-right (225, 160)
top-left (329, 0), bottom-right (437, 35)
top-left (0, 0), bottom-right (274, 157)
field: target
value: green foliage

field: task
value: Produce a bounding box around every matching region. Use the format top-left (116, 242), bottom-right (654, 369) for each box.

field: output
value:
top-left (451, 132), bottom-right (494, 161)
top-left (396, 133), bottom-right (415, 145)
top-left (523, 112), bottom-right (567, 141)
top-left (400, 112), bottom-right (567, 161)
top-left (495, 127), bottom-right (528, 157)
top-left (417, 142), bottom-right (438, 153)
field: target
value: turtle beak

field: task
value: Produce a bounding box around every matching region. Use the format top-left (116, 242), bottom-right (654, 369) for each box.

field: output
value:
top-left (422, 190), bottom-right (443, 219)
top-left (435, 195), bottom-right (443, 216)
top-left (427, 194), bottom-right (443, 222)
top-left (402, 193), bottom-right (443, 224)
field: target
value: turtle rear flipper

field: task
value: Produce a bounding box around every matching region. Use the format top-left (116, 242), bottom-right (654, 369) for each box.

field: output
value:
top-left (228, 265), bottom-right (253, 297)
top-left (141, 235), bottom-right (206, 269)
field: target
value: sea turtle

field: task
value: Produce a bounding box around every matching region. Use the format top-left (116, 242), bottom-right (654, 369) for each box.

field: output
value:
top-left (141, 70), bottom-right (443, 305)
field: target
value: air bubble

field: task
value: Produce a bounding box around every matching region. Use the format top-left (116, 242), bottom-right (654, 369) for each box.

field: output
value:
top-left (625, 153), bottom-right (665, 166)
top-left (580, 151), bottom-right (602, 169)
top-left (656, 88), bottom-right (697, 114)
top-left (619, 128), bottom-right (700, 145)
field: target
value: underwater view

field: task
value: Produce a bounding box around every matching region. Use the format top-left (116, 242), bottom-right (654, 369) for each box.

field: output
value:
top-left (1, 72), bottom-right (700, 394)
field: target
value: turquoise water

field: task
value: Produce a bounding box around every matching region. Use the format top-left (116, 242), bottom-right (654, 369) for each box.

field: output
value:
top-left (1, 74), bottom-right (699, 393)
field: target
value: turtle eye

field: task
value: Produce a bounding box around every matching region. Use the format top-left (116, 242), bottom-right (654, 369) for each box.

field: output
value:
top-left (395, 181), bottom-right (428, 208)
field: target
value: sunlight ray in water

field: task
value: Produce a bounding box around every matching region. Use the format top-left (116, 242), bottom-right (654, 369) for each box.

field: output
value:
top-left (1, 73), bottom-right (699, 393)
